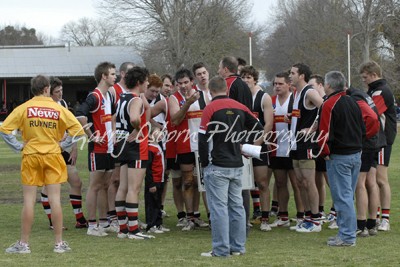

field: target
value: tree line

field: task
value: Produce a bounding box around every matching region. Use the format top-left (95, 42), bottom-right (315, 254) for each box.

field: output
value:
top-left (2, 0), bottom-right (400, 96)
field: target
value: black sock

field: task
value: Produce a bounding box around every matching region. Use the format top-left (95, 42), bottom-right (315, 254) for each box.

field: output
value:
top-left (357, 219), bottom-right (366, 230)
top-left (177, 211), bottom-right (186, 219)
top-left (261, 211), bottom-right (270, 220)
top-left (305, 210), bottom-right (312, 218)
top-left (187, 212), bottom-right (194, 220)
top-left (296, 211), bottom-right (305, 219)
top-left (278, 211), bottom-right (289, 220)
top-left (366, 219), bottom-right (376, 230)
top-left (108, 210), bottom-right (117, 221)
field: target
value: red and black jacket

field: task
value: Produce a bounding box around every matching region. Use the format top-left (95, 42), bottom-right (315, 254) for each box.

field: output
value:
top-left (318, 90), bottom-right (365, 157)
top-left (367, 79), bottom-right (397, 146)
top-left (347, 87), bottom-right (383, 152)
top-left (198, 96), bottom-right (263, 168)
top-left (145, 143), bottom-right (165, 189)
top-left (225, 74), bottom-right (253, 110)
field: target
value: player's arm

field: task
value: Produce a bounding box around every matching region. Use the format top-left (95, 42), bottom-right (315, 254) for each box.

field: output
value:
top-left (111, 92), bottom-right (117, 138)
top-left (68, 143), bottom-right (78, 166)
top-left (245, 108), bottom-right (264, 146)
top-left (170, 91), bottom-right (199, 126)
top-left (262, 94), bottom-right (274, 134)
top-left (151, 99), bottom-right (166, 118)
top-left (302, 90), bottom-right (323, 133)
top-left (61, 108), bottom-right (86, 150)
top-left (129, 98), bottom-right (143, 131)
top-left (0, 108), bottom-right (24, 153)
top-left (75, 94), bottom-right (98, 139)
top-left (307, 89), bottom-right (323, 109)
top-left (0, 132), bottom-right (24, 153)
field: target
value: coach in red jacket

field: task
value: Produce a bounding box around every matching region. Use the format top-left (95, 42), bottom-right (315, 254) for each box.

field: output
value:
top-left (318, 71), bottom-right (365, 247)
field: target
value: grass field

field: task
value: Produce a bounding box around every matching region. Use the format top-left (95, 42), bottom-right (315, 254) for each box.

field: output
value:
top-left (0, 137), bottom-right (400, 267)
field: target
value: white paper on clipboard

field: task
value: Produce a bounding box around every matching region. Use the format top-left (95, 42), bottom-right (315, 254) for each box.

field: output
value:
top-left (195, 151), bottom-right (255, 192)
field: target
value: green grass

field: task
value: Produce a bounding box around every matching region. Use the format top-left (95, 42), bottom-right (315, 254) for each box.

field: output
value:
top-left (1, 137), bottom-right (400, 267)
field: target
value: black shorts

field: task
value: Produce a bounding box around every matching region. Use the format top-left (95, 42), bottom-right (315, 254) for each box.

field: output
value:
top-left (360, 151), bottom-right (375, 172)
top-left (114, 140), bottom-right (147, 164)
top-left (252, 144), bottom-right (269, 167)
top-left (112, 145), bottom-right (122, 165)
top-left (315, 157), bottom-right (326, 172)
top-left (269, 156), bottom-right (293, 170)
top-left (177, 152), bottom-right (195, 165)
top-left (88, 152), bottom-right (115, 172)
top-left (290, 149), bottom-right (314, 160)
top-left (374, 145), bottom-right (392, 167)
top-left (62, 151), bottom-right (72, 165)
top-left (166, 157), bottom-right (180, 171)
top-left (252, 156), bottom-right (269, 167)
top-left (121, 159), bottom-right (149, 169)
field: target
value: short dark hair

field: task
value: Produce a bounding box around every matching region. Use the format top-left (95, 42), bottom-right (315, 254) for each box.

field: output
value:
top-left (175, 68), bottom-right (194, 82)
top-left (31, 75), bottom-right (50, 96)
top-left (275, 72), bottom-right (290, 84)
top-left (94, 62), bottom-right (116, 84)
top-left (240, 65), bottom-right (259, 83)
top-left (161, 74), bottom-right (172, 83)
top-left (125, 66), bottom-right (149, 89)
top-left (292, 63), bottom-right (312, 83)
top-left (192, 62), bottom-right (208, 75)
top-left (209, 76), bottom-right (227, 93)
top-left (310, 74), bottom-right (324, 85)
top-left (49, 77), bottom-right (63, 95)
top-left (221, 56), bottom-right (238, 73)
top-left (237, 57), bottom-right (247, 66)
top-left (119, 62), bottom-right (135, 73)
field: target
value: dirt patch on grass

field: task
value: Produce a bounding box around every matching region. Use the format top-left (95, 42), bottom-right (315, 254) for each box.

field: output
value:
top-left (0, 198), bottom-right (22, 204)
top-left (1, 165), bottom-right (20, 172)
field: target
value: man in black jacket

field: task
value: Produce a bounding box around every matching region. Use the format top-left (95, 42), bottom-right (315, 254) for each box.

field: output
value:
top-left (198, 76), bottom-right (263, 257)
top-left (359, 61), bottom-right (396, 231)
top-left (318, 71), bottom-right (365, 247)
top-left (217, 56), bottom-right (254, 231)
top-left (347, 87), bottom-right (382, 237)
top-left (218, 56), bottom-right (252, 110)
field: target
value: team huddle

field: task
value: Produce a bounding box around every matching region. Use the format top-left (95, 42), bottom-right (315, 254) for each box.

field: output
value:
top-left (0, 57), bottom-right (396, 255)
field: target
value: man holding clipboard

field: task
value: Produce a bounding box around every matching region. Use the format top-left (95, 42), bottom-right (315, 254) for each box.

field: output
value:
top-left (198, 76), bottom-right (264, 257)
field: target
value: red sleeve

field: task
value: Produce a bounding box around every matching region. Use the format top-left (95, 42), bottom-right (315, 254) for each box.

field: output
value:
top-left (199, 105), bottom-right (212, 134)
top-left (357, 100), bottom-right (380, 139)
top-left (318, 104), bottom-right (331, 157)
top-left (372, 94), bottom-right (387, 115)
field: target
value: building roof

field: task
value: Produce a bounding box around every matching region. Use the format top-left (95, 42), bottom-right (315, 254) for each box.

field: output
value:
top-left (0, 45), bottom-right (144, 78)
